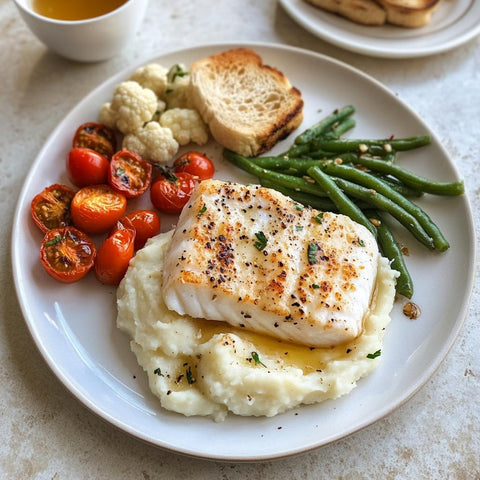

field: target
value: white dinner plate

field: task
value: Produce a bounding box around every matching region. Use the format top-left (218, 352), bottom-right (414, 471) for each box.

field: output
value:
top-left (12, 42), bottom-right (475, 461)
top-left (280, 0), bottom-right (480, 58)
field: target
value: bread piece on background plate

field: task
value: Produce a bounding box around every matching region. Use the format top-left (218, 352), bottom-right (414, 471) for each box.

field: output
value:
top-left (306, 0), bottom-right (387, 25)
top-left (376, 0), bottom-right (440, 27)
top-left (188, 48), bottom-right (304, 157)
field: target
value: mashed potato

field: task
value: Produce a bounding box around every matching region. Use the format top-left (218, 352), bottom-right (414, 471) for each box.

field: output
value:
top-left (117, 230), bottom-right (397, 422)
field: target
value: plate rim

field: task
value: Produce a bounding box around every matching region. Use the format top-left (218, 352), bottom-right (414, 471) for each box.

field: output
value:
top-left (11, 41), bottom-right (477, 461)
top-left (279, 0), bottom-right (480, 58)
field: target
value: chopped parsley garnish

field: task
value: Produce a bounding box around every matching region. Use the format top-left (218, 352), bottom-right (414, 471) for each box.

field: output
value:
top-left (358, 238), bottom-right (365, 247)
top-left (197, 204), bottom-right (207, 217)
top-left (367, 350), bottom-right (381, 359)
top-left (254, 231), bottom-right (268, 251)
top-left (251, 351), bottom-right (267, 368)
top-left (45, 234), bottom-right (62, 247)
top-left (186, 366), bottom-right (195, 384)
top-left (312, 283), bottom-right (320, 289)
top-left (295, 204), bottom-right (304, 211)
top-left (153, 367), bottom-right (162, 376)
top-left (308, 242), bottom-right (319, 264)
top-left (314, 213), bottom-right (324, 223)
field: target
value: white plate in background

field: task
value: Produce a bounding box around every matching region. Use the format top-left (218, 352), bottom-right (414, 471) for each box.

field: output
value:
top-left (280, 0), bottom-right (480, 58)
top-left (12, 43), bottom-right (475, 461)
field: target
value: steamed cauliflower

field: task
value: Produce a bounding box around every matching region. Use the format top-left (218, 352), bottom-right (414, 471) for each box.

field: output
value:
top-left (122, 122), bottom-right (179, 165)
top-left (159, 108), bottom-right (208, 146)
top-left (99, 81), bottom-right (157, 134)
top-left (129, 64), bottom-right (168, 97)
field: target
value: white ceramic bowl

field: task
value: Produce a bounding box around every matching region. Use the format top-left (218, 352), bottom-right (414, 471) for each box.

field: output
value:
top-left (12, 0), bottom-right (149, 62)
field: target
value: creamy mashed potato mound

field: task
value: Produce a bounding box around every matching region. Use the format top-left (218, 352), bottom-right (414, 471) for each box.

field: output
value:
top-left (117, 230), bottom-right (397, 422)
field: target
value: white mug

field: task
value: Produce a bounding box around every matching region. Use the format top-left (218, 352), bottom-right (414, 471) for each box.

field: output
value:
top-left (12, 0), bottom-right (149, 62)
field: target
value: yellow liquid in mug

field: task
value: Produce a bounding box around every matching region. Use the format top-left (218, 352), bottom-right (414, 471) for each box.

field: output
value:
top-left (32, 0), bottom-right (129, 21)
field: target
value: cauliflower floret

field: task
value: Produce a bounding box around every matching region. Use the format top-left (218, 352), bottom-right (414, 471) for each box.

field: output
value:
top-left (164, 64), bottom-right (191, 109)
top-left (129, 63), bottom-right (168, 97)
top-left (122, 122), bottom-right (179, 165)
top-left (98, 102), bottom-right (117, 129)
top-left (159, 108), bottom-right (209, 146)
top-left (99, 81), bottom-right (157, 134)
top-left (151, 99), bottom-right (167, 122)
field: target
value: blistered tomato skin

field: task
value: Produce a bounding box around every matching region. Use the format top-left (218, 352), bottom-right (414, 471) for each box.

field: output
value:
top-left (150, 172), bottom-right (197, 214)
top-left (94, 222), bottom-right (135, 286)
top-left (73, 122), bottom-right (117, 159)
top-left (31, 184), bottom-right (76, 233)
top-left (173, 151), bottom-right (215, 181)
top-left (120, 210), bottom-right (161, 250)
top-left (40, 226), bottom-right (96, 283)
top-left (108, 150), bottom-right (152, 199)
top-left (67, 147), bottom-right (110, 188)
top-left (71, 184), bottom-right (127, 235)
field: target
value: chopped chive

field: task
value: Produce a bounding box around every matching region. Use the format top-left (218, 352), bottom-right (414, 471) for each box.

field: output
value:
top-left (254, 231), bottom-right (268, 251)
top-left (45, 234), bottom-right (62, 247)
top-left (197, 204), bottom-right (207, 217)
top-left (251, 351), bottom-right (267, 368)
top-left (308, 242), bottom-right (319, 264)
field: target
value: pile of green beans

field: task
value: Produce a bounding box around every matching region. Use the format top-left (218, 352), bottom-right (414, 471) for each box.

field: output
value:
top-left (223, 106), bottom-right (465, 298)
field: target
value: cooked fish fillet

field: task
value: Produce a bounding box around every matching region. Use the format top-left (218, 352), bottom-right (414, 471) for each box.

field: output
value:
top-left (161, 180), bottom-right (379, 347)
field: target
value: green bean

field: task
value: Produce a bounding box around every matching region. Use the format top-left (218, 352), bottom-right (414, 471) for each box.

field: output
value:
top-left (311, 135), bottom-right (431, 153)
top-left (251, 154), bottom-right (359, 175)
top-left (375, 175), bottom-right (423, 198)
top-left (294, 105), bottom-right (355, 145)
top-left (252, 156), bottom-right (320, 172)
top-left (259, 179), bottom-right (339, 212)
top-left (328, 175), bottom-right (435, 249)
top-left (223, 150), bottom-right (329, 197)
top-left (303, 149), bottom-right (340, 158)
top-left (320, 162), bottom-right (449, 251)
top-left (354, 156), bottom-right (464, 196)
top-left (306, 166), bottom-right (377, 238)
top-left (284, 143), bottom-right (311, 157)
top-left (323, 116), bottom-right (356, 139)
top-left (367, 211), bottom-right (414, 299)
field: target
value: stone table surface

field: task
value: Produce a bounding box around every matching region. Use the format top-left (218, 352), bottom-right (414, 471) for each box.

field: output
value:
top-left (1, 0), bottom-right (479, 478)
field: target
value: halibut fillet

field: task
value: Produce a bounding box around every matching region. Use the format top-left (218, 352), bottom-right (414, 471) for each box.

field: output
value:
top-left (161, 180), bottom-right (380, 347)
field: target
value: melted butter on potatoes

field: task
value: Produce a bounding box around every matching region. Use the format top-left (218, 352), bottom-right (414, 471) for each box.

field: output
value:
top-left (117, 230), bottom-right (397, 422)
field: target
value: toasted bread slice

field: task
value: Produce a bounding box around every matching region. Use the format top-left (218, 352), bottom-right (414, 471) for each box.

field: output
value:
top-left (375, 0), bottom-right (440, 27)
top-left (306, 0), bottom-right (387, 25)
top-left (188, 48), bottom-right (304, 157)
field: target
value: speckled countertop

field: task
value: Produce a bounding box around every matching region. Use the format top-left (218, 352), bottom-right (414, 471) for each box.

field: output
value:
top-left (1, 0), bottom-right (479, 478)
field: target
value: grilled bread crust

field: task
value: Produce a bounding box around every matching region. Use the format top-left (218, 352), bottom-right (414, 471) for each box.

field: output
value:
top-left (375, 0), bottom-right (440, 27)
top-left (188, 48), bottom-right (304, 157)
top-left (305, 0), bottom-right (440, 27)
top-left (306, 0), bottom-right (387, 25)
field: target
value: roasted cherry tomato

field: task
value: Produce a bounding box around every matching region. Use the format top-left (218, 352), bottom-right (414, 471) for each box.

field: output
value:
top-left (173, 151), bottom-right (215, 181)
top-left (73, 122), bottom-right (116, 159)
top-left (108, 150), bottom-right (152, 199)
top-left (150, 171), bottom-right (197, 214)
top-left (40, 226), bottom-right (96, 283)
top-left (94, 222), bottom-right (135, 285)
top-left (67, 147), bottom-right (109, 188)
top-left (31, 184), bottom-right (76, 233)
top-left (71, 184), bottom-right (127, 235)
top-left (119, 210), bottom-right (161, 250)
